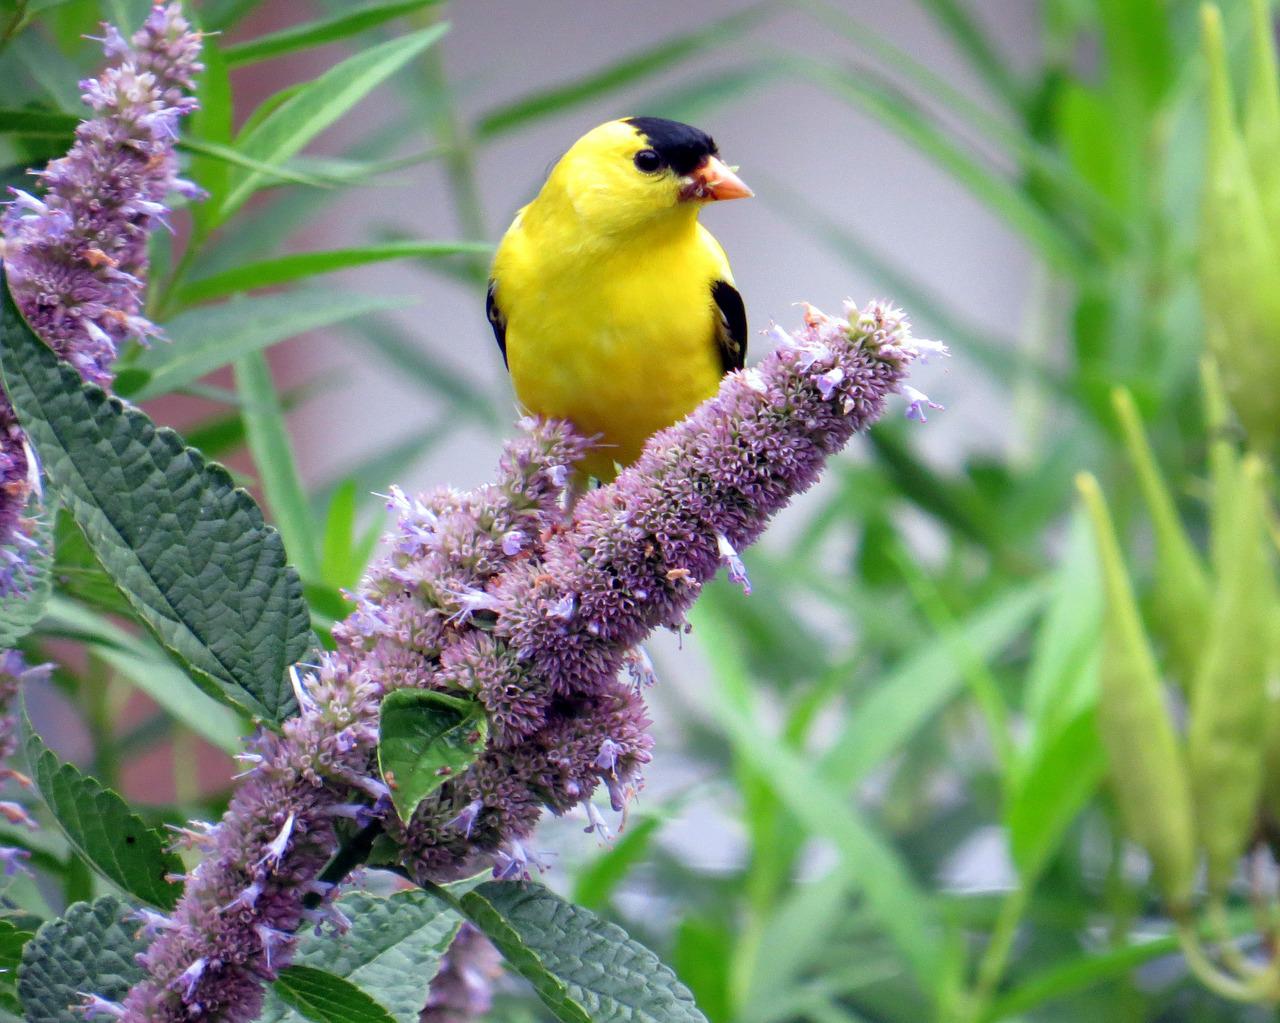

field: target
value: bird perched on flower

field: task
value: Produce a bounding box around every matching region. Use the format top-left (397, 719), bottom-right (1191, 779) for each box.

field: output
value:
top-left (487, 117), bottom-right (753, 480)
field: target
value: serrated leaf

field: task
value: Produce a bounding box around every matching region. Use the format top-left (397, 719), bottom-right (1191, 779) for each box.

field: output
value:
top-left (17, 895), bottom-right (146, 1023)
top-left (219, 25), bottom-right (448, 221)
top-left (22, 708), bottom-right (182, 908)
top-left (0, 273), bottom-right (312, 723)
top-left (378, 689), bottom-right (487, 823)
top-left (273, 965), bottom-right (397, 1023)
top-left (0, 919), bottom-right (34, 1001)
top-left (0, 500), bottom-right (54, 646)
top-left (452, 881), bottom-right (707, 1023)
top-left (260, 890), bottom-right (462, 1023)
top-left (132, 290), bottom-right (408, 401)
top-left (224, 0), bottom-right (443, 66)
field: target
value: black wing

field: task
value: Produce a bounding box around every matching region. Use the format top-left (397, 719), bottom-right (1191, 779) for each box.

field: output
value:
top-left (711, 279), bottom-right (748, 373)
top-left (486, 279), bottom-right (509, 369)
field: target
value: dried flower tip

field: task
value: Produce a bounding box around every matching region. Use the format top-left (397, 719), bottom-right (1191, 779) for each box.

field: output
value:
top-left (0, 801), bottom-right (36, 829)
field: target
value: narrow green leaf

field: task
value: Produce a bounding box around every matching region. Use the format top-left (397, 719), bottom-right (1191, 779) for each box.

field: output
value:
top-left (21, 708), bottom-right (182, 908)
top-left (474, 3), bottom-right (774, 137)
top-left (820, 585), bottom-right (1046, 785)
top-left (235, 350), bottom-right (320, 580)
top-left (913, 0), bottom-right (1025, 110)
top-left (259, 890), bottom-right (462, 1023)
top-left (690, 603), bottom-right (944, 990)
top-left (0, 274), bottom-right (311, 723)
top-left (273, 965), bottom-right (397, 1023)
top-left (378, 689), bottom-right (487, 823)
top-left (225, 0), bottom-right (443, 66)
top-left (320, 480), bottom-right (359, 589)
top-left (219, 24), bottom-right (448, 221)
top-left (17, 896), bottom-right (145, 1023)
top-left (571, 815), bottom-right (661, 911)
top-left (42, 596), bottom-right (246, 753)
top-left (179, 136), bottom-right (339, 189)
top-left (134, 290), bottom-right (408, 401)
top-left (0, 500), bottom-right (53, 646)
top-left (0, 107), bottom-right (77, 137)
top-left (1005, 708), bottom-right (1105, 881)
top-left (176, 241), bottom-right (492, 305)
top-left (447, 880), bottom-right (708, 1023)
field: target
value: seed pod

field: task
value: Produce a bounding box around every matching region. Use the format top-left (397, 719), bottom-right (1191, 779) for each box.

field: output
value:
top-left (1200, 3), bottom-right (1280, 453)
top-left (1112, 388), bottom-right (1210, 689)
top-left (1077, 472), bottom-right (1196, 911)
top-left (1188, 456), bottom-right (1271, 893)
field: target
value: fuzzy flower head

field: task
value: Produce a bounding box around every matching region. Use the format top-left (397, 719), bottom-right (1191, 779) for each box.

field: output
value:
top-left (124, 298), bottom-right (943, 1022)
top-left (1, 1), bottom-right (203, 386)
top-left (0, 403), bottom-right (37, 598)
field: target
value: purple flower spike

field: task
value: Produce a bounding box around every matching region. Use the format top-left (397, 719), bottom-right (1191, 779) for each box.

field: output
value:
top-left (128, 298), bottom-right (943, 1021)
top-left (0, 2), bottom-right (201, 599)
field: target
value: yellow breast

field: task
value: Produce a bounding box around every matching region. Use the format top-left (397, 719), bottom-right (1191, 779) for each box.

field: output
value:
top-left (494, 212), bottom-right (731, 479)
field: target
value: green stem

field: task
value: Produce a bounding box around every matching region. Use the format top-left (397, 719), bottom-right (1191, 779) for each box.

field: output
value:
top-left (1175, 923), bottom-right (1262, 1002)
top-left (962, 883), bottom-right (1029, 1020)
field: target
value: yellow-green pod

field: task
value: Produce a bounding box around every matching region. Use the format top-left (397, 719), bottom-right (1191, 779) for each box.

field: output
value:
top-left (1112, 388), bottom-right (1210, 689)
top-left (1258, 569), bottom-right (1280, 822)
top-left (1077, 473), bottom-right (1197, 911)
top-left (1188, 457), bottom-right (1271, 893)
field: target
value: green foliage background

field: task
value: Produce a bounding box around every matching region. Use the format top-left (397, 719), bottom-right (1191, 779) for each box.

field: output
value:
top-left (0, 0), bottom-right (1271, 1020)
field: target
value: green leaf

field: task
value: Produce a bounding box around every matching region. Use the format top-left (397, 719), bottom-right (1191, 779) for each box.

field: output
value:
top-left (0, 275), bottom-right (312, 723)
top-left (179, 136), bottom-right (341, 190)
top-left (176, 241), bottom-right (492, 305)
top-left (22, 707), bottom-right (182, 908)
top-left (0, 501), bottom-right (53, 647)
top-left (445, 880), bottom-right (708, 1023)
top-left (820, 585), bottom-right (1046, 785)
top-left (17, 896), bottom-right (146, 1023)
top-left (259, 889), bottom-right (462, 1023)
top-left (224, 0), bottom-right (443, 66)
top-left (235, 350), bottom-right (320, 580)
top-left (41, 596), bottom-right (246, 753)
top-left (571, 815), bottom-right (661, 911)
top-left (378, 689), bottom-right (487, 823)
top-left (690, 603), bottom-right (944, 990)
top-left (132, 290), bottom-right (408, 401)
top-left (913, 0), bottom-right (1025, 110)
top-left (474, 3), bottom-right (774, 137)
top-left (0, 107), bottom-right (77, 138)
top-left (1005, 708), bottom-right (1105, 882)
top-left (272, 966), bottom-right (397, 1023)
top-left (219, 24), bottom-right (448, 221)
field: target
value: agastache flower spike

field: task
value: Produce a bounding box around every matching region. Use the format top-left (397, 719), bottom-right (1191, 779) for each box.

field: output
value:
top-left (128, 299), bottom-right (943, 1021)
top-left (0, 2), bottom-right (201, 598)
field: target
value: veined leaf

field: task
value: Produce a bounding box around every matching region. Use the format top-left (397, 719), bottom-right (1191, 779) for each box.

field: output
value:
top-left (131, 290), bottom-right (408, 401)
top-left (219, 24), bottom-right (448, 221)
top-left (21, 708), bottom-right (182, 908)
top-left (176, 241), bottom-right (492, 305)
top-left (378, 689), bottom-right (487, 823)
top-left (438, 880), bottom-right (708, 1023)
top-left (259, 890), bottom-right (462, 1023)
top-left (0, 273), bottom-right (311, 723)
top-left (273, 967), bottom-right (397, 1023)
top-left (17, 896), bottom-right (145, 1023)
top-left (225, 0), bottom-right (443, 66)
top-left (235, 350), bottom-right (320, 580)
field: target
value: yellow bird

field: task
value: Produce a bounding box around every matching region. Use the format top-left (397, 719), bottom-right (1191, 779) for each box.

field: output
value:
top-left (487, 117), bottom-right (753, 481)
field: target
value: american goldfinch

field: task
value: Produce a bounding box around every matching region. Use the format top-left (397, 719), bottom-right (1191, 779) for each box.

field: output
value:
top-left (487, 117), bottom-right (752, 480)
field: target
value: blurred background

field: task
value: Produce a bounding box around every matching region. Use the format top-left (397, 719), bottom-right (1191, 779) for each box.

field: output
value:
top-left (7, 0), bottom-right (1276, 1020)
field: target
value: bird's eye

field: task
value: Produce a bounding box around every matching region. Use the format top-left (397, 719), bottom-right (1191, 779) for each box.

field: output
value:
top-left (633, 149), bottom-right (663, 174)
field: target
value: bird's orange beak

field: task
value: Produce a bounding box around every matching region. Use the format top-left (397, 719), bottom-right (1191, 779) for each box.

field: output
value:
top-left (679, 156), bottom-right (754, 202)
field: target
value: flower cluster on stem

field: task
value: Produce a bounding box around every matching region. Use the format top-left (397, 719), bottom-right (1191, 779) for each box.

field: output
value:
top-left (0, 2), bottom-right (202, 597)
top-left (121, 300), bottom-right (944, 1022)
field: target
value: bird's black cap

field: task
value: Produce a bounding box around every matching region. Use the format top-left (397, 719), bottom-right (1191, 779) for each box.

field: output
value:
top-left (624, 116), bottom-right (719, 175)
